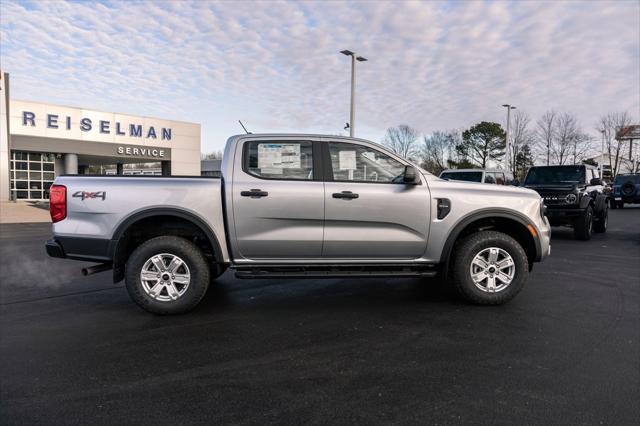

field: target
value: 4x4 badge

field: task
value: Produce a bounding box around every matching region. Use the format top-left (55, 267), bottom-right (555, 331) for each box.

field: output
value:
top-left (72, 191), bottom-right (106, 200)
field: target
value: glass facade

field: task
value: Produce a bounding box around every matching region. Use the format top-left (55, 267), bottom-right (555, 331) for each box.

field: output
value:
top-left (10, 151), bottom-right (56, 200)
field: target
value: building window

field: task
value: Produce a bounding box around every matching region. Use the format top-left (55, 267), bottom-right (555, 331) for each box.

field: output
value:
top-left (10, 151), bottom-right (56, 200)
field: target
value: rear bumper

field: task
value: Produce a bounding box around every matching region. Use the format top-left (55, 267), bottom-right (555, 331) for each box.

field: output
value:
top-left (613, 195), bottom-right (640, 203)
top-left (45, 239), bottom-right (65, 258)
top-left (45, 236), bottom-right (114, 262)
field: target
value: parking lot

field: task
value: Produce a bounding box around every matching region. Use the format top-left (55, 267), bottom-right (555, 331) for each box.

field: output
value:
top-left (1, 208), bottom-right (639, 424)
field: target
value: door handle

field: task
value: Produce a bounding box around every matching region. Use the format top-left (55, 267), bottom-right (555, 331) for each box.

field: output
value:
top-left (332, 191), bottom-right (359, 199)
top-left (241, 189), bottom-right (269, 198)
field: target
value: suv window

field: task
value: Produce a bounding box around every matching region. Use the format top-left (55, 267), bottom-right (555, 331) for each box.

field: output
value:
top-left (586, 168), bottom-right (594, 183)
top-left (440, 171), bottom-right (483, 182)
top-left (525, 166), bottom-right (585, 185)
top-left (614, 174), bottom-right (640, 184)
top-left (245, 141), bottom-right (313, 180)
top-left (328, 142), bottom-right (405, 183)
top-left (484, 173), bottom-right (496, 184)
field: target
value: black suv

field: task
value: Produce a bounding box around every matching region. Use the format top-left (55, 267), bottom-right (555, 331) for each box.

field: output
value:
top-left (523, 165), bottom-right (608, 240)
top-left (611, 173), bottom-right (640, 208)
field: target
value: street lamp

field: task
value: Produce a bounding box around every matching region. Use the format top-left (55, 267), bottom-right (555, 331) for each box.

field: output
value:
top-left (502, 104), bottom-right (516, 171)
top-left (600, 129), bottom-right (605, 179)
top-left (341, 50), bottom-right (367, 137)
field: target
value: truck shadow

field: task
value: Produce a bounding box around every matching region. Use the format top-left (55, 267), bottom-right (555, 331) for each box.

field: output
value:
top-left (196, 272), bottom-right (462, 314)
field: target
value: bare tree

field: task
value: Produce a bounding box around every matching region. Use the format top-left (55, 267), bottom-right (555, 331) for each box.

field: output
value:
top-left (509, 111), bottom-right (533, 175)
top-left (382, 125), bottom-right (419, 160)
top-left (535, 110), bottom-right (556, 165)
top-left (596, 111), bottom-right (632, 176)
top-left (421, 130), bottom-right (459, 174)
top-left (552, 113), bottom-right (591, 165)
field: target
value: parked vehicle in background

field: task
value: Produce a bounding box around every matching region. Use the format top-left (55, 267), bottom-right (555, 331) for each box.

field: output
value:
top-left (46, 134), bottom-right (551, 314)
top-left (610, 174), bottom-right (640, 208)
top-left (439, 169), bottom-right (516, 185)
top-left (523, 165), bottom-right (608, 240)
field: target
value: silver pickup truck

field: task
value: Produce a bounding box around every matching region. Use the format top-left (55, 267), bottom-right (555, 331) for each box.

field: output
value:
top-left (46, 134), bottom-right (551, 314)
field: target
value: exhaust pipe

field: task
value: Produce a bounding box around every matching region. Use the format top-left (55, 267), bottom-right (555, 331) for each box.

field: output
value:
top-left (82, 263), bottom-right (112, 276)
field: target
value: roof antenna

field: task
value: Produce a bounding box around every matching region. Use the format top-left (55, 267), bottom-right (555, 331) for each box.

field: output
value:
top-left (238, 120), bottom-right (251, 134)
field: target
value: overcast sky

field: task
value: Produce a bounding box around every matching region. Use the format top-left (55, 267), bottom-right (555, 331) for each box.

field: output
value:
top-left (1, 0), bottom-right (638, 153)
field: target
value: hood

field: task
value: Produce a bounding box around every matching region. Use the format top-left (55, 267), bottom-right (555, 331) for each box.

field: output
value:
top-left (436, 177), bottom-right (540, 198)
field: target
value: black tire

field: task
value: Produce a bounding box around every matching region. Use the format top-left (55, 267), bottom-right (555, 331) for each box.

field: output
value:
top-left (574, 205), bottom-right (593, 240)
top-left (594, 204), bottom-right (608, 233)
top-left (450, 231), bottom-right (529, 305)
top-left (610, 199), bottom-right (617, 209)
top-left (125, 236), bottom-right (210, 315)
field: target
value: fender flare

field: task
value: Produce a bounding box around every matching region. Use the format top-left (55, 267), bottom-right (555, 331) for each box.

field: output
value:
top-left (439, 208), bottom-right (543, 266)
top-left (593, 194), bottom-right (607, 216)
top-left (579, 195), bottom-right (593, 209)
top-left (109, 207), bottom-right (225, 263)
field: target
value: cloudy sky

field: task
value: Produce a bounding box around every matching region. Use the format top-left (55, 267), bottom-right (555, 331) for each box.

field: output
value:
top-left (1, 0), bottom-right (638, 153)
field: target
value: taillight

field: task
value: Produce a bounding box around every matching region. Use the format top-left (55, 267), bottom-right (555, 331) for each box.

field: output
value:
top-left (49, 184), bottom-right (67, 223)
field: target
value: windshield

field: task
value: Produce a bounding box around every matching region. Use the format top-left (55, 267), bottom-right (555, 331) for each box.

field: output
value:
top-left (525, 166), bottom-right (584, 185)
top-left (440, 171), bottom-right (483, 182)
top-left (614, 175), bottom-right (640, 185)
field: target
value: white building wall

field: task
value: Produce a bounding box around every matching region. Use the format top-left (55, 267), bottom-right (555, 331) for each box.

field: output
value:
top-left (0, 72), bottom-right (9, 202)
top-left (8, 99), bottom-right (201, 175)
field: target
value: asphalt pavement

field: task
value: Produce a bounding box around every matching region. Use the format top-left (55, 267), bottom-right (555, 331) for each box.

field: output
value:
top-left (1, 208), bottom-right (639, 425)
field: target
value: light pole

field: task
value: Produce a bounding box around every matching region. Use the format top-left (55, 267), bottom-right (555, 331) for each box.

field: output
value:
top-left (600, 129), bottom-right (605, 179)
top-left (341, 50), bottom-right (367, 137)
top-left (502, 104), bottom-right (516, 172)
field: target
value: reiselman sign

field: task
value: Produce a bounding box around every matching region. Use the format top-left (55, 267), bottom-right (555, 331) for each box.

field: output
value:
top-left (21, 111), bottom-right (172, 141)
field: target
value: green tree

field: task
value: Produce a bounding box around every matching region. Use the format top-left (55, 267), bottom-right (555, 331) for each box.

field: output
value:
top-left (457, 121), bottom-right (506, 168)
top-left (514, 143), bottom-right (535, 180)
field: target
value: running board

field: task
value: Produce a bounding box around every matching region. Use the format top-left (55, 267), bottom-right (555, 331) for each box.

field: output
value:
top-left (232, 263), bottom-right (439, 279)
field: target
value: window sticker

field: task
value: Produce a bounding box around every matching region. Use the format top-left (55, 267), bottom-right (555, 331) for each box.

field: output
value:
top-left (258, 143), bottom-right (301, 170)
top-left (339, 150), bottom-right (357, 170)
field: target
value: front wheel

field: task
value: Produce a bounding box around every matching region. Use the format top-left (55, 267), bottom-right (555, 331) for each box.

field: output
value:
top-left (451, 231), bottom-right (529, 305)
top-left (594, 204), bottom-right (608, 233)
top-left (574, 206), bottom-right (593, 240)
top-left (125, 236), bottom-right (211, 314)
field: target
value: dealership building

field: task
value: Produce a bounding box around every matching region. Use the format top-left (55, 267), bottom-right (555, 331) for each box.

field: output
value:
top-left (0, 71), bottom-right (201, 202)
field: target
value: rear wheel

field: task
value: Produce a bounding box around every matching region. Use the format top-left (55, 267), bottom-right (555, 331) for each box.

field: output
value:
top-left (451, 231), bottom-right (529, 305)
top-left (125, 236), bottom-right (210, 314)
top-left (574, 206), bottom-right (593, 240)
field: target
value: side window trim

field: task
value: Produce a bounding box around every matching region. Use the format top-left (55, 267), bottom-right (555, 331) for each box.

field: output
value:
top-left (241, 140), bottom-right (320, 182)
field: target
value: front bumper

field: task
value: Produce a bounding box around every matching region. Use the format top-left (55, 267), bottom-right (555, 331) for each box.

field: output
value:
top-left (546, 207), bottom-right (583, 221)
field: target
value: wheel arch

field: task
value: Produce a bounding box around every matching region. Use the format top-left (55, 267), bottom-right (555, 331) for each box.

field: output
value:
top-left (440, 209), bottom-right (542, 274)
top-left (109, 208), bottom-right (226, 283)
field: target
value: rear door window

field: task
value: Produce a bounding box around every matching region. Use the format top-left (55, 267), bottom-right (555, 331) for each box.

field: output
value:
top-left (244, 141), bottom-right (314, 180)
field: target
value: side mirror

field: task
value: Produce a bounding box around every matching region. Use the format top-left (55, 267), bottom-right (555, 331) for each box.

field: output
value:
top-left (511, 179), bottom-right (520, 186)
top-left (590, 178), bottom-right (602, 186)
top-left (403, 166), bottom-right (420, 184)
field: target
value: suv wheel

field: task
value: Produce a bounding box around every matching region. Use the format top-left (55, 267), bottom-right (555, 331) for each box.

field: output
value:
top-left (125, 236), bottom-right (210, 314)
top-left (451, 231), bottom-right (529, 305)
top-left (574, 205), bottom-right (593, 240)
top-left (594, 204), bottom-right (608, 233)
